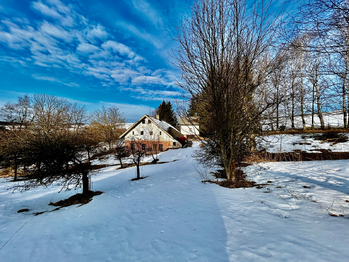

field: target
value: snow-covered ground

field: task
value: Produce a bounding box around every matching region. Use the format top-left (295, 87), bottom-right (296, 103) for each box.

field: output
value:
top-left (263, 110), bottom-right (345, 130)
top-left (1, 142), bottom-right (349, 261)
top-left (258, 133), bottom-right (349, 153)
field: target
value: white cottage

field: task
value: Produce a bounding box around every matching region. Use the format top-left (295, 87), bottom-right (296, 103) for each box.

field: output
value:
top-left (119, 115), bottom-right (184, 152)
top-left (178, 116), bottom-right (200, 139)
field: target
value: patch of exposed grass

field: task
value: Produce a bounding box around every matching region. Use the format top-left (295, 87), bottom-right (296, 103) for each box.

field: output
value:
top-left (49, 191), bottom-right (103, 208)
top-left (263, 128), bottom-right (349, 136)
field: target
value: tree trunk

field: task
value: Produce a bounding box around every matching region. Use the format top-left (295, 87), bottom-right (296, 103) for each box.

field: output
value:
top-left (300, 51), bottom-right (306, 130)
top-left (87, 149), bottom-right (91, 164)
top-left (291, 79), bottom-right (295, 129)
top-left (343, 52), bottom-right (349, 128)
top-left (346, 81), bottom-right (349, 128)
top-left (315, 80), bottom-right (325, 129)
top-left (119, 158), bottom-right (123, 168)
top-left (224, 160), bottom-right (234, 182)
top-left (342, 76), bottom-right (347, 128)
top-left (14, 155), bottom-right (18, 181)
top-left (136, 164), bottom-right (140, 179)
top-left (232, 162), bottom-right (239, 186)
top-left (82, 173), bottom-right (90, 196)
top-left (276, 85), bottom-right (279, 130)
top-left (312, 83), bottom-right (315, 130)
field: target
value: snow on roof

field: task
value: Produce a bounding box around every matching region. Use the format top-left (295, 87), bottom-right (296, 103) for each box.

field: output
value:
top-left (149, 116), bottom-right (180, 133)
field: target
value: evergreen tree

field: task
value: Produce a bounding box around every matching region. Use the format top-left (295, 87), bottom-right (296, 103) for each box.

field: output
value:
top-left (187, 95), bottom-right (199, 116)
top-left (156, 101), bottom-right (178, 127)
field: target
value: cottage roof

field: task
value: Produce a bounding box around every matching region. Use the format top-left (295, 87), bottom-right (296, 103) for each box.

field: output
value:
top-left (148, 116), bottom-right (181, 133)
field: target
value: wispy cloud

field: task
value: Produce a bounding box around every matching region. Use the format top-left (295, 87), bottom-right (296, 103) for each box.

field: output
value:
top-left (77, 43), bottom-right (100, 54)
top-left (131, 0), bottom-right (164, 29)
top-left (117, 21), bottom-right (164, 49)
top-left (32, 74), bottom-right (80, 87)
top-left (0, 0), bottom-right (180, 102)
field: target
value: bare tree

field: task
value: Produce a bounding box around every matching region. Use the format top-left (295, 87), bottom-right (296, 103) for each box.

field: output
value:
top-left (113, 139), bottom-right (126, 168)
top-left (12, 94), bottom-right (93, 196)
top-left (126, 139), bottom-right (149, 180)
top-left (90, 106), bottom-right (125, 150)
top-left (174, 0), bottom-right (283, 184)
top-left (290, 0), bottom-right (349, 128)
top-left (79, 125), bottom-right (100, 164)
top-left (0, 95), bottom-right (33, 181)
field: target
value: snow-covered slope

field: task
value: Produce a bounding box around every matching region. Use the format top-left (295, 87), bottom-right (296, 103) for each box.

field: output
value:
top-left (258, 133), bottom-right (349, 153)
top-left (263, 110), bottom-right (345, 130)
top-left (1, 143), bottom-right (349, 261)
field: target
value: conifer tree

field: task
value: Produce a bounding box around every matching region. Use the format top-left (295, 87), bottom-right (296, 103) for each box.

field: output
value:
top-left (156, 101), bottom-right (178, 127)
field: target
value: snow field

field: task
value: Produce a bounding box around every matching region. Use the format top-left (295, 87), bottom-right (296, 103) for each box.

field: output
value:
top-left (258, 133), bottom-right (349, 153)
top-left (0, 142), bottom-right (348, 261)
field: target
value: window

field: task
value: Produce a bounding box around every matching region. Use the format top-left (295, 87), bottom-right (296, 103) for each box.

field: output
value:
top-left (159, 144), bottom-right (163, 151)
top-left (159, 131), bottom-right (162, 135)
top-left (142, 144), bottom-right (146, 150)
top-left (173, 142), bottom-right (177, 146)
top-left (140, 131), bottom-right (144, 135)
top-left (132, 131), bottom-right (134, 135)
top-left (142, 119), bottom-right (145, 124)
top-left (149, 131), bottom-right (153, 136)
top-left (153, 144), bottom-right (157, 151)
top-left (148, 120), bottom-right (151, 124)
top-left (131, 143), bottom-right (135, 150)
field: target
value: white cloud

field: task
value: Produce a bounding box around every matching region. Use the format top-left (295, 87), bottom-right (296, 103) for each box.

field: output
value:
top-left (0, 0), bottom-right (179, 103)
top-left (47, 0), bottom-right (71, 14)
top-left (118, 22), bottom-right (163, 49)
top-left (32, 74), bottom-right (79, 87)
top-left (77, 43), bottom-right (99, 53)
top-left (86, 24), bottom-right (109, 41)
top-left (40, 21), bottom-right (72, 42)
top-left (63, 97), bottom-right (92, 106)
top-left (102, 40), bottom-right (133, 57)
top-left (110, 68), bottom-right (141, 84)
top-left (0, 31), bottom-right (22, 49)
top-left (32, 1), bottom-right (61, 19)
top-left (131, 0), bottom-right (163, 29)
top-left (132, 75), bottom-right (162, 85)
top-left (32, 0), bottom-right (74, 26)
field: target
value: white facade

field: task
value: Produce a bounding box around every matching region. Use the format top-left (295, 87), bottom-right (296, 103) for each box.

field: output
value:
top-left (120, 115), bottom-right (182, 149)
top-left (180, 125), bottom-right (200, 136)
top-left (124, 118), bottom-right (175, 143)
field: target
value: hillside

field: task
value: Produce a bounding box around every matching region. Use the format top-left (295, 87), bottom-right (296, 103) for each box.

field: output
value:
top-left (1, 141), bottom-right (349, 261)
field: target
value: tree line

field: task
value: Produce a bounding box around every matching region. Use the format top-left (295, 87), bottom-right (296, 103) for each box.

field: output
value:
top-left (0, 94), bottom-right (125, 195)
top-left (175, 0), bottom-right (349, 185)
top-left (0, 95), bottom-right (180, 193)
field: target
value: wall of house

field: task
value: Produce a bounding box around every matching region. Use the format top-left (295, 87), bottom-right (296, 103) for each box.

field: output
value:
top-left (125, 140), bottom-right (180, 153)
top-left (180, 125), bottom-right (200, 137)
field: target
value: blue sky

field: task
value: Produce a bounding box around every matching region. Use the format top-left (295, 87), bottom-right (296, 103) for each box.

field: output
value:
top-left (0, 0), bottom-right (194, 122)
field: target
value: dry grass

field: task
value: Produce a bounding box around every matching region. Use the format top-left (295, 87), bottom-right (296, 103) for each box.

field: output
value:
top-left (252, 150), bottom-right (349, 162)
top-left (49, 191), bottom-right (103, 208)
top-left (0, 168), bottom-right (26, 179)
top-left (0, 168), bottom-right (12, 178)
top-left (263, 128), bottom-right (349, 136)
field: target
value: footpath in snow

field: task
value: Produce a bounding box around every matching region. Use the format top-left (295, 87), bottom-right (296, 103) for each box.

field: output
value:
top-left (0, 142), bottom-right (349, 261)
